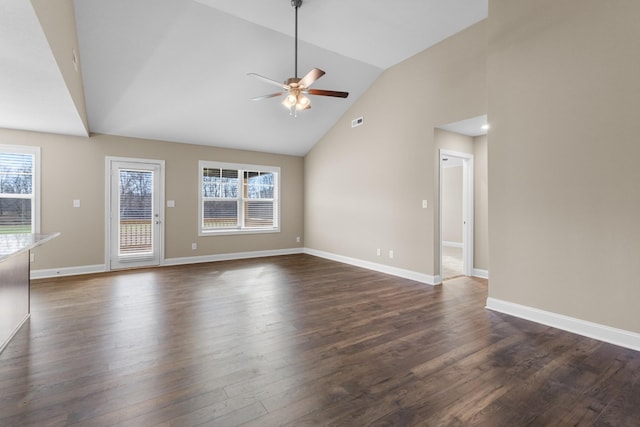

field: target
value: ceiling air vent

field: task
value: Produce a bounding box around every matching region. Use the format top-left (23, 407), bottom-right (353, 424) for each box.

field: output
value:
top-left (351, 116), bottom-right (364, 128)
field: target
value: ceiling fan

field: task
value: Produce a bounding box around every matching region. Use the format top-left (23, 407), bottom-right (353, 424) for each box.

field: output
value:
top-left (248, 0), bottom-right (349, 116)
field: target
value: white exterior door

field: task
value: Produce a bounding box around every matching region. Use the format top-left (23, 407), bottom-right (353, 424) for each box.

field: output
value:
top-left (108, 158), bottom-right (164, 270)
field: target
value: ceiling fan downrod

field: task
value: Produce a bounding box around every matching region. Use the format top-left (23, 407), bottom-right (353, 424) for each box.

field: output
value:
top-left (292, 0), bottom-right (302, 79)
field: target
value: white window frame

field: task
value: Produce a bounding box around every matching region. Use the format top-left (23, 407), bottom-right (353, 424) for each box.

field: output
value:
top-left (198, 160), bottom-right (280, 236)
top-left (0, 144), bottom-right (40, 234)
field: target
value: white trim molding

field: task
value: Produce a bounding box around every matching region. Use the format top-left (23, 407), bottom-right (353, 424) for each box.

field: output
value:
top-left (164, 248), bottom-right (303, 266)
top-left (439, 149), bottom-right (474, 278)
top-left (30, 248), bottom-right (463, 288)
top-left (31, 248), bottom-right (304, 279)
top-left (31, 264), bottom-right (107, 280)
top-left (105, 157), bottom-right (166, 271)
top-left (442, 241), bottom-right (463, 248)
top-left (486, 297), bottom-right (640, 352)
top-left (305, 248), bottom-right (439, 286)
top-left (472, 268), bottom-right (489, 279)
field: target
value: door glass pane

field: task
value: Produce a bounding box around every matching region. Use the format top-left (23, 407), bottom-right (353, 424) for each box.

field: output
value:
top-left (119, 170), bottom-right (153, 255)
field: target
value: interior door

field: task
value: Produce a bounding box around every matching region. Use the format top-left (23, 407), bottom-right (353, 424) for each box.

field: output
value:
top-left (109, 159), bottom-right (163, 270)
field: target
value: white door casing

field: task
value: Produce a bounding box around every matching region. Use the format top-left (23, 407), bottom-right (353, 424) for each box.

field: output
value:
top-left (106, 157), bottom-right (165, 270)
top-left (439, 149), bottom-right (474, 282)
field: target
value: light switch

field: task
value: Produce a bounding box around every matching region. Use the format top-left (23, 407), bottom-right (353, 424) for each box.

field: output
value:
top-left (73, 199), bottom-right (81, 208)
top-left (422, 200), bottom-right (428, 209)
top-left (167, 200), bottom-right (175, 208)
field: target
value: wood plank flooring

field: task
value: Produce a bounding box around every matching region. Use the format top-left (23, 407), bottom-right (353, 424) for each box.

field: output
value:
top-left (1, 254), bottom-right (639, 426)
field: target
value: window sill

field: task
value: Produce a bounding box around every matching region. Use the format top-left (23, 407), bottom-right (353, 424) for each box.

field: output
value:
top-left (199, 228), bottom-right (280, 237)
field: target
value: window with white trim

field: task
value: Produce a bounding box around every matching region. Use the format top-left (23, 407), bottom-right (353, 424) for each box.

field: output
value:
top-left (199, 161), bottom-right (279, 235)
top-left (0, 145), bottom-right (40, 234)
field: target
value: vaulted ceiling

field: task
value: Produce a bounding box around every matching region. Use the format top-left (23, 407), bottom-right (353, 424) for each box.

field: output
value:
top-left (0, 0), bottom-right (487, 156)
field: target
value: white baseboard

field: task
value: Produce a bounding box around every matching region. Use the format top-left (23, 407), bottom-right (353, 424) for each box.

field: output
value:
top-left (442, 241), bottom-right (463, 248)
top-left (472, 268), bottom-right (489, 279)
top-left (31, 264), bottom-right (106, 279)
top-left (30, 248), bottom-right (304, 279)
top-left (486, 297), bottom-right (640, 352)
top-left (164, 247), bottom-right (304, 266)
top-left (304, 248), bottom-right (438, 285)
top-left (28, 249), bottom-right (479, 289)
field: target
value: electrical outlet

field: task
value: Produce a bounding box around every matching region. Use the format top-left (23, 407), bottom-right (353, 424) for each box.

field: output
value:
top-left (376, 248), bottom-right (381, 256)
top-left (191, 243), bottom-right (197, 250)
top-left (422, 200), bottom-right (428, 209)
top-left (296, 236), bottom-right (301, 243)
top-left (389, 250), bottom-right (394, 259)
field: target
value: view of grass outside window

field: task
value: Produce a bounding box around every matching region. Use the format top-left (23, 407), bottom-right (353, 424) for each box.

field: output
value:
top-left (199, 161), bottom-right (279, 235)
top-left (0, 147), bottom-right (37, 234)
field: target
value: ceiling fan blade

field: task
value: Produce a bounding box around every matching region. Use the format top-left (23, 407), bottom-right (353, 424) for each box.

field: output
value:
top-left (250, 92), bottom-right (284, 101)
top-left (247, 73), bottom-right (288, 89)
top-left (298, 68), bottom-right (325, 88)
top-left (307, 89), bottom-right (349, 98)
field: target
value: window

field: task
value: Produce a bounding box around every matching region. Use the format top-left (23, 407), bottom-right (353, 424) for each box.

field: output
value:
top-left (199, 161), bottom-right (279, 235)
top-left (0, 145), bottom-right (40, 234)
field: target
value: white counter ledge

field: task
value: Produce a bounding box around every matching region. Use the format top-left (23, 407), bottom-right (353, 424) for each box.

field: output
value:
top-left (0, 232), bottom-right (61, 261)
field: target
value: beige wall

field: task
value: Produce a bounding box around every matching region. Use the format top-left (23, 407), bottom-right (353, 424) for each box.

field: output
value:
top-left (488, 0), bottom-right (640, 332)
top-left (473, 135), bottom-right (489, 271)
top-left (304, 21), bottom-right (487, 278)
top-left (30, 0), bottom-right (88, 134)
top-left (442, 166), bottom-right (462, 243)
top-left (0, 129), bottom-right (304, 270)
top-left (6, 0), bottom-right (637, 338)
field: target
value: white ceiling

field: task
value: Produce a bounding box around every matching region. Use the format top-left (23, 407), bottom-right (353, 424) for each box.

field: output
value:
top-left (193, 0), bottom-right (488, 70)
top-left (0, 0), bottom-right (87, 137)
top-left (2, 0), bottom-right (488, 156)
top-left (439, 115), bottom-right (488, 137)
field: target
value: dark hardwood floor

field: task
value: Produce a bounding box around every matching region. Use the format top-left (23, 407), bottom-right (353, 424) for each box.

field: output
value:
top-left (1, 254), bottom-right (639, 426)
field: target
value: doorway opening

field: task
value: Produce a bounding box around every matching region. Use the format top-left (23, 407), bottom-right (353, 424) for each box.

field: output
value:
top-left (436, 114), bottom-right (489, 283)
top-left (439, 150), bottom-right (474, 281)
top-left (106, 157), bottom-right (165, 270)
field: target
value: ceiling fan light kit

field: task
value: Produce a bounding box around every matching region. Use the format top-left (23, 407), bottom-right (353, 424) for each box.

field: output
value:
top-left (248, 0), bottom-right (349, 116)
